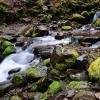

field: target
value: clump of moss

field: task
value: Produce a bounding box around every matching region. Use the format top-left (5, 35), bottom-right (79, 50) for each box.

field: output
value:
top-left (71, 13), bottom-right (85, 24)
top-left (48, 81), bottom-right (63, 93)
top-left (28, 83), bottom-right (37, 92)
top-left (12, 73), bottom-right (24, 86)
top-left (62, 26), bottom-right (72, 31)
top-left (43, 58), bottom-right (50, 66)
top-left (81, 11), bottom-right (89, 21)
top-left (88, 57), bottom-right (100, 80)
top-left (68, 81), bottom-right (80, 89)
top-left (26, 67), bottom-right (41, 79)
top-left (10, 96), bottom-right (22, 100)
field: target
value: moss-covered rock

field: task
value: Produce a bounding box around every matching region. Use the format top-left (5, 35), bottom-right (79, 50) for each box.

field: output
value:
top-left (26, 67), bottom-right (41, 79)
top-left (68, 81), bottom-right (80, 89)
top-left (81, 11), bottom-right (89, 21)
top-left (2, 41), bottom-right (13, 50)
top-left (93, 18), bottom-right (100, 29)
top-left (62, 26), bottom-right (72, 31)
top-left (43, 58), bottom-right (50, 66)
top-left (71, 13), bottom-right (85, 24)
top-left (88, 57), bottom-right (100, 80)
top-left (28, 83), bottom-right (37, 92)
top-left (10, 96), bottom-right (22, 100)
top-left (2, 45), bottom-right (14, 56)
top-left (12, 73), bottom-right (24, 85)
top-left (48, 81), bottom-right (63, 93)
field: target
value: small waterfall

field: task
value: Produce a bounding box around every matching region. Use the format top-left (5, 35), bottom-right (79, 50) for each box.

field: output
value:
top-left (93, 11), bottom-right (100, 22)
top-left (0, 36), bottom-right (71, 82)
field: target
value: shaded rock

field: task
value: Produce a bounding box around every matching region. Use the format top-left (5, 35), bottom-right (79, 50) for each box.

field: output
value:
top-left (72, 91), bottom-right (96, 100)
top-left (93, 18), bottom-right (100, 30)
top-left (37, 25), bottom-right (49, 36)
top-left (8, 68), bottom-right (21, 75)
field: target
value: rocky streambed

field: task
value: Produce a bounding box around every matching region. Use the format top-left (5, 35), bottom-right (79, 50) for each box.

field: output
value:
top-left (0, 13), bottom-right (100, 100)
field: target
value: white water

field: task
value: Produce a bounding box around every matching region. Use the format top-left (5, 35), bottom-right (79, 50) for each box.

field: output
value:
top-left (93, 11), bottom-right (100, 22)
top-left (0, 36), bottom-right (71, 82)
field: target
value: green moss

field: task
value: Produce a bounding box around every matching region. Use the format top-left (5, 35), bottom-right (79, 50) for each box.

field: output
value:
top-left (2, 41), bottom-right (13, 50)
top-left (28, 83), bottom-right (37, 92)
top-left (50, 68), bottom-right (60, 75)
top-left (26, 67), bottom-right (41, 78)
top-left (62, 26), bottom-right (72, 31)
top-left (72, 49), bottom-right (79, 58)
top-left (48, 81), bottom-right (62, 93)
top-left (93, 18), bottom-right (100, 29)
top-left (71, 13), bottom-right (85, 23)
top-left (88, 57), bottom-right (100, 80)
top-left (81, 11), bottom-right (89, 19)
top-left (2, 45), bottom-right (14, 56)
top-left (43, 58), bottom-right (50, 66)
top-left (68, 81), bottom-right (80, 89)
top-left (55, 63), bottom-right (67, 71)
top-left (12, 73), bottom-right (24, 85)
top-left (10, 96), bottom-right (22, 100)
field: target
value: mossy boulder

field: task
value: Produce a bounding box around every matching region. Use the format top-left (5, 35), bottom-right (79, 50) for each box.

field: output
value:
top-left (43, 58), bottom-right (50, 66)
top-left (81, 11), bottom-right (89, 21)
top-left (2, 41), bottom-right (13, 50)
top-left (64, 49), bottom-right (79, 68)
top-left (12, 73), bottom-right (24, 85)
top-left (88, 57), bottom-right (100, 80)
top-left (10, 96), bottom-right (22, 100)
top-left (62, 26), bottom-right (72, 31)
top-left (68, 81), bottom-right (80, 89)
top-left (71, 13), bottom-right (85, 24)
top-left (93, 18), bottom-right (100, 29)
top-left (26, 67), bottom-right (41, 79)
top-left (2, 45), bottom-right (14, 56)
top-left (48, 81), bottom-right (63, 93)
top-left (28, 83), bottom-right (37, 92)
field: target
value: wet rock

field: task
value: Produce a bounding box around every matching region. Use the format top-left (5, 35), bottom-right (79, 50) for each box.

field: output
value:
top-left (72, 91), bottom-right (96, 100)
top-left (49, 24), bottom-right (58, 30)
top-left (8, 68), bottom-right (21, 75)
top-left (34, 46), bottom-right (52, 58)
top-left (21, 17), bottom-right (32, 23)
top-left (67, 69), bottom-right (88, 81)
top-left (37, 25), bottom-right (49, 36)
top-left (0, 81), bottom-right (12, 96)
top-left (55, 33), bottom-right (63, 40)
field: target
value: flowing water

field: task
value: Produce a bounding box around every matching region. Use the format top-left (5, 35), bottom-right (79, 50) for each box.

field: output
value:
top-left (0, 36), bottom-right (71, 82)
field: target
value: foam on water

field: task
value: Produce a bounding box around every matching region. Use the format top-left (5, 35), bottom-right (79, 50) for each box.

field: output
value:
top-left (0, 36), bottom-right (71, 82)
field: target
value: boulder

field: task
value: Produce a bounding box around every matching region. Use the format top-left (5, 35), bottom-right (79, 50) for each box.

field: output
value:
top-left (62, 26), bottom-right (72, 31)
top-left (88, 57), bottom-right (100, 80)
top-left (93, 18), bottom-right (100, 29)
